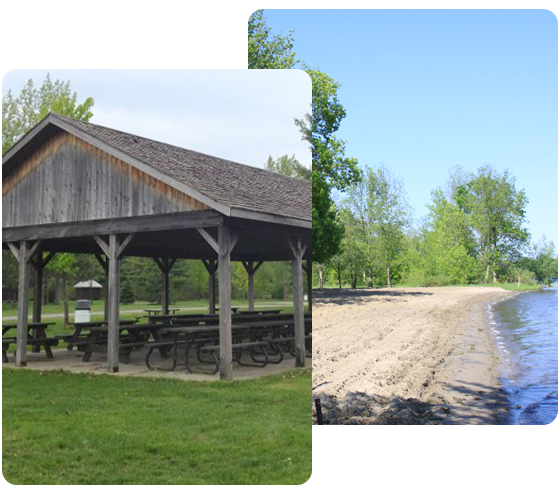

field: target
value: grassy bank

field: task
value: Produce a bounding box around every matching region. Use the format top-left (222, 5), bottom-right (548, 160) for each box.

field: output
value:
top-left (2, 368), bottom-right (311, 484)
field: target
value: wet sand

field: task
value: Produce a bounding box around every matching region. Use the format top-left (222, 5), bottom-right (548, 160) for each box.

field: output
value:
top-left (312, 286), bottom-right (514, 424)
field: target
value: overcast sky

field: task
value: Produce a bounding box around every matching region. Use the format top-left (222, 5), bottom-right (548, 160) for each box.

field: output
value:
top-left (2, 69), bottom-right (311, 170)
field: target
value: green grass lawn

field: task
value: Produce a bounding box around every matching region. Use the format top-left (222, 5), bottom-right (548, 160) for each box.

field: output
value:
top-left (2, 299), bottom-right (294, 317)
top-left (2, 368), bottom-right (311, 484)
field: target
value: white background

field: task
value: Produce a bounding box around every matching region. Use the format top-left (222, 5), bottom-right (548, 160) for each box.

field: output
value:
top-left (1, 0), bottom-right (558, 495)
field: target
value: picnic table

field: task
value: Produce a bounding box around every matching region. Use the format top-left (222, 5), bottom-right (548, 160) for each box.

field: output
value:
top-left (72, 322), bottom-right (165, 362)
top-left (143, 308), bottom-right (181, 317)
top-left (147, 313), bottom-right (208, 325)
top-left (145, 318), bottom-right (311, 373)
top-left (62, 319), bottom-right (139, 351)
top-left (2, 322), bottom-right (57, 361)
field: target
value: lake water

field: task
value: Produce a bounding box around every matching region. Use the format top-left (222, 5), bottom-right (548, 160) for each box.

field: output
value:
top-left (486, 288), bottom-right (558, 425)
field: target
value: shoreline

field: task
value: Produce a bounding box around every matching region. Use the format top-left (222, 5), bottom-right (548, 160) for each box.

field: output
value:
top-left (312, 286), bottom-right (515, 424)
top-left (436, 293), bottom-right (517, 424)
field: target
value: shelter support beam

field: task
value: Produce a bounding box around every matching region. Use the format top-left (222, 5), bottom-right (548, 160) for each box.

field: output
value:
top-left (154, 258), bottom-right (177, 315)
top-left (202, 260), bottom-right (218, 314)
top-left (289, 238), bottom-right (307, 368)
top-left (95, 234), bottom-right (133, 373)
top-left (8, 241), bottom-right (40, 367)
top-left (242, 261), bottom-right (264, 311)
top-left (30, 250), bottom-right (56, 323)
top-left (200, 226), bottom-right (239, 380)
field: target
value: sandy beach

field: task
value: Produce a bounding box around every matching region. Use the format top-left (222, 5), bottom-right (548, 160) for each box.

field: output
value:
top-left (312, 286), bottom-right (516, 424)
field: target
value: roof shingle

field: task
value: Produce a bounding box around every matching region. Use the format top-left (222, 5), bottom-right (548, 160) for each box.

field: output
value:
top-left (56, 115), bottom-right (311, 222)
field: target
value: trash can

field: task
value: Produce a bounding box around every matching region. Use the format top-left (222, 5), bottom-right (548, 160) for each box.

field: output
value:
top-left (74, 300), bottom-right (92, 323)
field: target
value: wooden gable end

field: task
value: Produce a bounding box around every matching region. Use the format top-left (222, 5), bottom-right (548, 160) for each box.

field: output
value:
top-left (2, 130), bottom-right (209, 228)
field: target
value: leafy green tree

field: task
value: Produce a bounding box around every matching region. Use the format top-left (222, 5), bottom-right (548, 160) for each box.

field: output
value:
top-left (367, 164), bottom-right (412, 288)
top-left (424, 188), bottom-right (479, 284)
top-left (2, 73), bottom-right (94, 154)
top-left (247, 13), bottom-right (360, 264)
top-left (457, 164), bottom-right (529, 284)
top-left (309, 69), bottom-right (361, 263)
top-left (248, 10), bottom-right (298, 69)
top-left (120, 278), bottom-right (135, 304)
top-left (265, 154), bottom-right (311, 180)
top-left (50, 254), bottom-right (78, 327)
top-left (522, 236), bottom-right (558, 285)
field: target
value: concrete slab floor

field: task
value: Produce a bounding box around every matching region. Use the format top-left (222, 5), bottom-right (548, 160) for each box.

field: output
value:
top-left (2, 347), bottom-right (305, 381)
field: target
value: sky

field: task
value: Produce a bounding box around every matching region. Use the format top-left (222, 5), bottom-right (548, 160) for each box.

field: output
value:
top-left (2, 69), bottom-right (311, 170)
top-left (264, 9), bottom-right (558, 250)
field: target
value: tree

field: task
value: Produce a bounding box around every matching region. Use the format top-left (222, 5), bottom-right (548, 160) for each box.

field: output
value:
top-left (265, 154), bottom-right (311, 180)
top-left (367, 164), bottom-right (413, 288)
top-left (424, 188), bottom-right (479, 284)
top-left (50, 254), bottom-right (78, 327)
top-left (457, 164), bottom-right (529, 284)
top-left (523, 236), bottom-right (558, 285)
top-left (248, 10), bottom-right (298, 69)
top-left (308, 69), bottom-right (361, 263)
top-left (248, 13), bottom-right (361, 264)
top-left (2, 73), bottom-right (94, 154)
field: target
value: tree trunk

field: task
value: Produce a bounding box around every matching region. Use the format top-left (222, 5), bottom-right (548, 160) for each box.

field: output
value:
top-left (337, 261), bottom-right (342, 290)
top-left (387, 264), bottom-right (391, 288)
top-left (363, 270), bottom-right (366, 285)
top-left (485, 264), bottom-right (490, 285)
top-left (493, 269), bottom-right (498, 285)
top-left (318, 265), bottom-right (324, 289)
top-left (368, 266), bottom-right (373, 288)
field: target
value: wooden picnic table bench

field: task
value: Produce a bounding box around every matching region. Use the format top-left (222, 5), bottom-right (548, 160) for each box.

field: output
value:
top-left (147, 313), bottom-right (208, 325)
top-left (60, 319), bottom-right (139, 351)
top-left (143, 308), bottom-right (181, 317)
top-left (2, 322), bottom-right (57, 360)
top-left (65, 322), bottom-right (164, 362)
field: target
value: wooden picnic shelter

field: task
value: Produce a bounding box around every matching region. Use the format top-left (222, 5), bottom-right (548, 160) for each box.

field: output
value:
top-left (2, 113), bottom-right (312, 380)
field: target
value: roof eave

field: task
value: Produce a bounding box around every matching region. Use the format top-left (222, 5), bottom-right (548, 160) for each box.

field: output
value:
top-left (230, 207), bottom-right (312, 230)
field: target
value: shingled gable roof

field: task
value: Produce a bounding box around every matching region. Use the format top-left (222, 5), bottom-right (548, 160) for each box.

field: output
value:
top-left (2, 113), bottom-right (312, 225)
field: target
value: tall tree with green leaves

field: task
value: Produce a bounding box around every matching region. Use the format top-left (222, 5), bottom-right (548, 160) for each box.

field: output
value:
top-left (248, 10), bottom-right (298, 69)
top-left (2, 73), bottom-right (94, 154)
top-left (308, 68), bottom-right (361, 263)
top-left (425, 188), bottom-right (479, 283)
top-left (265, 154), bottom-right (311, 180)
top-left (248, 12), bottom-right (361, 265)
top-left (367, 164), bottom-right (412, 288)
top-left (457, 164), bottom-right (529, 284)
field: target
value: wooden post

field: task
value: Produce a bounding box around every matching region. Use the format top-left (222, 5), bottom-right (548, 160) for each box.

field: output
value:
top-left (290, 238), bottom-right (307, 368)
top-left (8, 241), bottom-right (41, 367)
top-left (104, 265), bottom-right (109, 322)
top-left (247, 261), bottom-right (255, 311)
top-left (202, 260), bottom-right (218, 314)
top-left (154, 258), bottom-right (175, 316)
top-left (16, 241), bottom-right (30, 367)
top-left (95, 234), bottom-right (133, 373)
top-left (32, 252), bottom-right (43, 323)
top-left (107, 235), bottom-right (120, 373)
top-left (209, 270), bottom-right (217, 314)
top-left (218, 226), bottom-right (233, 380)
top-left (242, 261), bottom-right (263, 311)
top-left (162, 270), bottom-right (169, 315)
